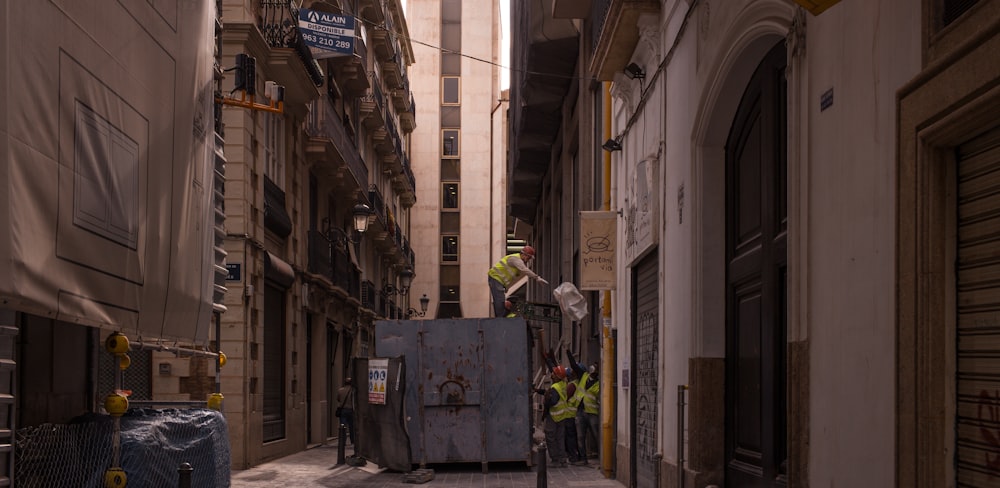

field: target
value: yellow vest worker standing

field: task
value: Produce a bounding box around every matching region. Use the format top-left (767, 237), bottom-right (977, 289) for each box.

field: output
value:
top-left (487, 246), bottom-right (547, 318)
top-left (539, 366), bottom-right (571, 467)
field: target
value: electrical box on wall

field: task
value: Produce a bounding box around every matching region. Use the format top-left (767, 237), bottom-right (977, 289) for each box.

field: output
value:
top-left (791, 0), bottom-right (841, 15)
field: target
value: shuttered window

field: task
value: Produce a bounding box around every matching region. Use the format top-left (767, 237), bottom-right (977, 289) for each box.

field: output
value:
top-left (955, 125), bottom-right (1000, 486)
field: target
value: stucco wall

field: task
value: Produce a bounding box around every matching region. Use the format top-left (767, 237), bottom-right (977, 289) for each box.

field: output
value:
top-left (611, 1), bottom-right (920, 485)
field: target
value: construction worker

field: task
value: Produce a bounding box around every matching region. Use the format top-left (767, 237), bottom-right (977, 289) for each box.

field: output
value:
top-left (504, 300), bottom-right (518, 318)
top-left (488, 246), bottom-right (547, 318)
top-left (563, 368), bottom-right (583, 465)
top-left (569, 356), bottom-right (600, 463)
top-left (537, 365), bottom-right (572, 467)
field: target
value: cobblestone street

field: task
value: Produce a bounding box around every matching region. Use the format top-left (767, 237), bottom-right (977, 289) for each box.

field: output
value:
top-left (231, 445), bottom-right (626, 488)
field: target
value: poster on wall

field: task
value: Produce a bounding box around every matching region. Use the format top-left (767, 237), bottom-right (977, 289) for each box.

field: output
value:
top-left (579, 211), bottom-right (617, 290)
top-left (368, 358), bottom-right (389, 405)
top-left (623, 156), bottom-right (659, 266)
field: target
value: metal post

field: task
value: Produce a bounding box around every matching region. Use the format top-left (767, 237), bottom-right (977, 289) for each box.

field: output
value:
top-left (337, 423), bottom-right (347, 465)
top-left (177, 462), bottom-right (192, 488)
top-left (677, 385), bottom-right (688, 488)
top-left (536, 441), bottom-right (547, 488)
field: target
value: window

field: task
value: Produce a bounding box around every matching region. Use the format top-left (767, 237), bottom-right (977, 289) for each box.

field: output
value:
top-left (441, 159), bottom-right (461, 180)
top-left (441, 106), bottom-right (461, 128)
top-left (442, 235), bottom-right (459, 262)
top-left (439, 285), bottom-right (460, 302)
top-left (74, 102), bottom-right (139, 249)
top-left (437, 266), bottom-right (462, 318)
top-left (442, 183), bottom-right (459, 209)
top-left (942, 0), bottom-right (979, 26)
top-left (442, 77), bottom-right (460, 105)
top-left (441, 24), bottom-right (461, 53)
top-left (441, 213), bottom-right (460, 233)
top-left (442, 53), bottom-right (461, 75)
top-left (264, 112), bottom-right (285, 189)
top-left (442, 0), bottom-right (462, 23)
top-left (442, 129), bottom-right (460, 158)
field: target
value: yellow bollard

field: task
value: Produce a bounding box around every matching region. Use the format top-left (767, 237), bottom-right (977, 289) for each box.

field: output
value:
top-left (104, 467), bottom-right (127, 488)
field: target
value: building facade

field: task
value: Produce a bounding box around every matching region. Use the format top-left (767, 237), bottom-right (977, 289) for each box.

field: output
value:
top-left (511, 0), bottom-right (1000, 487)
top-left (407, 0), bottom-right (506, 319)
top-left (0, 0), bottom-right (228, 484)
top-left (218, 0), bottom-right (417, 468)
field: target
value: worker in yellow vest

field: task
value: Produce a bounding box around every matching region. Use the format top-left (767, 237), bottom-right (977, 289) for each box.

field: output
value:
top-left (537, 365), bottom-right (572, 467)
top-left (569, 358), bottom-right (600, 463)
top-left (487, 246), bottom-right (547, 318)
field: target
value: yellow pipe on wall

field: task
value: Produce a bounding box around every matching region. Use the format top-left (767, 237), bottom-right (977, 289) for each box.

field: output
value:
top-left (600, 81), bottom-right (615, 478)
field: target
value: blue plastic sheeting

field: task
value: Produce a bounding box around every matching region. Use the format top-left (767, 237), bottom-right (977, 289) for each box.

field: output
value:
top-left (16, 408), bottom-right (230, 488)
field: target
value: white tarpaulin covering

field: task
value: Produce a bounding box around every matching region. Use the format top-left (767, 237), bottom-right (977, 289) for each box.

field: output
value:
top-left (0, 0), bottom-right (217, 343)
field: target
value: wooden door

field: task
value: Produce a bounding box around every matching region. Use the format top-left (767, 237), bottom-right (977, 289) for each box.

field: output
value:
top-left (724, 41), bottom-right (788, 488)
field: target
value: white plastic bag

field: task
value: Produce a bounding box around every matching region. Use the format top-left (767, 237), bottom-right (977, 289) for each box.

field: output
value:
top-left (553, 282), bottom-right (589, 322)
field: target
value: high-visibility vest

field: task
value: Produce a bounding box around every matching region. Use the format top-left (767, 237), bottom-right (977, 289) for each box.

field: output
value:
top-left (578, 373), bottom-right (599, 415)
top-left (549, 381), bottom-right (575, 422)
top-left (488, 254), bottom-right (522, 288)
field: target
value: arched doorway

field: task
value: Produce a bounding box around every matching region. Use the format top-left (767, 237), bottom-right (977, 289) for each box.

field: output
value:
top-left (724, 41), bottom-right (788, 487)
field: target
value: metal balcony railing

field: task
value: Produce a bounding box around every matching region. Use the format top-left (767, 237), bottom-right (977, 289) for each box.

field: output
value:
top-left (308, 230), bottom-right (334, 278)
top-left (259, 0), bottom-right (323, 85)
top-left (362, 280), bottom-right (377, 310)
top-left (306, 97), bottom-right (369, 190)
top-left (369, 185), bottom-right (386, 227)
top-left (307, 229), bottom-right (361, 301)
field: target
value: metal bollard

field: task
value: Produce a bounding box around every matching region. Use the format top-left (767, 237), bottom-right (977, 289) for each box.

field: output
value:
top-left (536, 442), bottom-right (547, 488)
top-left (337, 423), bottom-right (347, 465)
top-left (177, 462), bottom-right (192, 488)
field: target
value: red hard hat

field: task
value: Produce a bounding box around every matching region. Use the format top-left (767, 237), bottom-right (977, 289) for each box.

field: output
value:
top-left (521, 245), bottom-right (536, 258)
top-left (552, 366), bottom-right (566, 379)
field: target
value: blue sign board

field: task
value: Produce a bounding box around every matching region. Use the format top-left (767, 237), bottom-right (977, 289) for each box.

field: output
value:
top-left (226, 263), bottom-right (241, 281)
top-left (298, 9), bottom-right (355, 59)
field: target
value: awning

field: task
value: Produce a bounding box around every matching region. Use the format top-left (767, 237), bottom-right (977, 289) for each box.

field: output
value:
top-left (264, 251), bottom-right (295, 289)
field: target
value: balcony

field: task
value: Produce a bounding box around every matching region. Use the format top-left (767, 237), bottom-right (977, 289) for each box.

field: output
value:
top-left (508, 0), bottom-right (580, 224)
top-left (382, 54), bottom-right (404, 89)
top-left (358, 0), bottom-right (385, 27)
top-left (305, 96), bottom-right (368, 203)
top-left (360, 74), bottom-right (386, 129)
top-left (306, 230), bottom-right (361, 301)
top-left (329, 35), bottom-right (370, 98)
top-left (399, 93), bottom-right (416, 133)
top-left (590, 0), bottom-right (661, 81)
top-left (369, 26), bottom-right (394, 62)
top-left (258, 0), bottom-right (325, 98)
top-left (367, 185), bottom-right (390, 242)
top-left (361, 280), bottom-right (377, 312)
top-left (397, 162), bottom-right (416, 207)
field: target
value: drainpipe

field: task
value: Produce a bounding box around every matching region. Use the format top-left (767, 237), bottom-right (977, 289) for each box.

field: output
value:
top-left (600, 81), bottom-right (616, 478)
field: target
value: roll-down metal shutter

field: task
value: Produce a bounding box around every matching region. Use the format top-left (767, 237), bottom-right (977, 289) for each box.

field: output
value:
top-left (631, 253), bottom-right (659, 488)
top-left (956, 125), bottom-right (1000, 486)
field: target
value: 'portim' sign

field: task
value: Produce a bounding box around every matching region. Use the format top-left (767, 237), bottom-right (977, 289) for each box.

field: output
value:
top-left (298, 8), bottom-right (355, 59)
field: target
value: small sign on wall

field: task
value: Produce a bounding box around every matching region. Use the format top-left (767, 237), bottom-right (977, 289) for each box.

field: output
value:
top-left (368, 358), bottom-right (388, 405)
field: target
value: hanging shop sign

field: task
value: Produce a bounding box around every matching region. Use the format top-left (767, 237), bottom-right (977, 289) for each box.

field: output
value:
top-left (298, 9), bottom-right (355, 59)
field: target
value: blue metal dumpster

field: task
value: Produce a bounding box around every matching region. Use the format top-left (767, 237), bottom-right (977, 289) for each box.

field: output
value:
top-left (375, 317), bottom-right (533, 468)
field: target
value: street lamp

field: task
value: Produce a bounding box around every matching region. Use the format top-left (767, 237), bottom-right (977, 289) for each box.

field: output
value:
top-left (323, 202), bottom-right (373, 250)
top-left (381, 267), bottom-right (415, 297)
top-left (406, 294), bottom-right (430, 318)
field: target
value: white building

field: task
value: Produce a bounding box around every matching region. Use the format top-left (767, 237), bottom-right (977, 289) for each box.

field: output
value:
top-left (511, 0), bottom-right (1000, 486)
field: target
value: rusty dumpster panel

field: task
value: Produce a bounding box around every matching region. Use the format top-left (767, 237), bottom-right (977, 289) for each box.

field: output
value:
top-left (375, 317), bottom-right (532, 466)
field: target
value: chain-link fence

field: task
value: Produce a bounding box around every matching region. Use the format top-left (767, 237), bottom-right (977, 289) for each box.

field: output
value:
top-left (15, 408), bottom-right (230, 487)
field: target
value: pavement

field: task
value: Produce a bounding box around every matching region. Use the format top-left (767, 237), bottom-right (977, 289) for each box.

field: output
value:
top-left (231, 444), bottom-right (627, 488)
